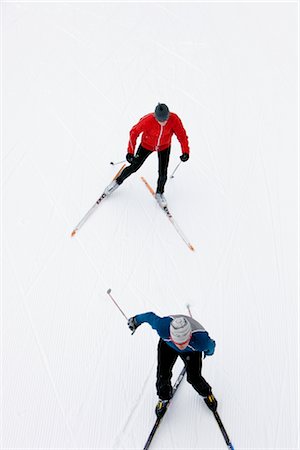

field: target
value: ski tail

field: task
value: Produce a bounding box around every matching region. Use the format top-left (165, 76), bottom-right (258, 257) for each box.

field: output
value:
top-left (113, 163), bottom-right (126, 180)
top-left (141, 176), bottom-right (155, 196)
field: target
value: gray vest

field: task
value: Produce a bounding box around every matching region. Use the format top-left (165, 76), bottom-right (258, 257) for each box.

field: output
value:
top-left (169, 314), bottom-right (206, 333)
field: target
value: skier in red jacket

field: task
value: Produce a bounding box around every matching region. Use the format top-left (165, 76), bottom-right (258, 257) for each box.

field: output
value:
top-left (104, 103), bottom-right (190, 207)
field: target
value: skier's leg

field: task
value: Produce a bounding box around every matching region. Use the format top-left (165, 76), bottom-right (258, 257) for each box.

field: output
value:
top-left (116, 145), bottom-right (152, 184)
top-left (156, 339), bottom-right (178, 400)
top-left (180, 352), bottom-right (218, 411)
top-left (156, 147), bottom-right (171, 194)
top-left (180, 352), bottom-right (211, 396)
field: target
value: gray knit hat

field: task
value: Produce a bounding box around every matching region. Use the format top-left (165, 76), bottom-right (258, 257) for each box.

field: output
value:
top-left (170, 317), bottom-right (192, 344)
top-left (154, 103), bottom-right (170, 122)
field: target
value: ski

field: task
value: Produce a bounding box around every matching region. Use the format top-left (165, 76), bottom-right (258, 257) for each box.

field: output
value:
top-left (141, 177), bottom-right (195, 252)
top-left (71, 164), bottom-right (125, 237)
top-left (143, 366), bottom-right (186, 450)
top-left (212, 410), bottom-right (235, 450)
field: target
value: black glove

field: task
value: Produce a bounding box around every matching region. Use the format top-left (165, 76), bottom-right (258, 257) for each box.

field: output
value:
top-left (126, 153), bottom-right (134, 163)
top-left (127, 316), bottom-right (140, 334)
top-left (180, 153), bottom-right (189, 162)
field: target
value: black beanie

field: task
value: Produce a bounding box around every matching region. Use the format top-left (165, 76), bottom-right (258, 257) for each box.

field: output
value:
top-left (154, 103), bottom-right (170, 122)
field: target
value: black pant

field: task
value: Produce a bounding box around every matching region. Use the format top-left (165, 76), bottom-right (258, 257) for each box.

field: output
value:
top-left (156, 339), bottom-right (212, 400)
top-left (116, 145), bottom-right (171, 194)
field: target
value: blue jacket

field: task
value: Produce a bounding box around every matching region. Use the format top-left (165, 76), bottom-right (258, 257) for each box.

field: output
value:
top-left (135, 312), bottom-right (216, 356)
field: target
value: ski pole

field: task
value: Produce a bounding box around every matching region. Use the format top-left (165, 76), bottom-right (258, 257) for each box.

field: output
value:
top-left (110, 160), bottom-right (126, 166)
top-left (106, 288), bottom-right (128, 320)
top-left (187, 303), bottom-right (203, 359)
top-left (186, 303), bottom-right (192, 317)
top-left (170, 161), bottom-right (182, 179)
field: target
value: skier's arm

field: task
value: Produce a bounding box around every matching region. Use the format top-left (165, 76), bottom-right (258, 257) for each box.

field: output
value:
top-left (203, 336), bottom-right (216, 357)
top-left (127, 119), bottom-right (144, 155)
top-left (193, 332), bottom-right (216, 356)
top-left (133, 312), bottom-right (162, 331)
top-left (173, 116), bottom-right (190, 155)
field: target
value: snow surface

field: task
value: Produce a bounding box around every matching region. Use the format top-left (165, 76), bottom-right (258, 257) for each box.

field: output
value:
top-left (2, 2), bottom-right (298, 449)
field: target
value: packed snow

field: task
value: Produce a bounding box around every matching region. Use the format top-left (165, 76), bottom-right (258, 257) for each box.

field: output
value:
top-left (3, 2), bottom-right (298, 449)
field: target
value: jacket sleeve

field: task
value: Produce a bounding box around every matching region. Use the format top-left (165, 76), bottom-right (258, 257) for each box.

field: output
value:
top-left (134, 312), bottom-right (162, 331)
top-left (128, 118), bottom-right (145, 154)
top-left (204, 337), bottom-right (216, 356)
top-left (173, 115), bottom-right (190, 154)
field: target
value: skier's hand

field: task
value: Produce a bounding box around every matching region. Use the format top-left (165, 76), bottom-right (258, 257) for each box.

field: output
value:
top-left (126, 153), bottom-right (134, 163)
top-left (128, 316), bottom-right (140, 334)
top-left (203, 348), bottom-right (214, 358)
top-left (180, 153), bottom-right (189, 162)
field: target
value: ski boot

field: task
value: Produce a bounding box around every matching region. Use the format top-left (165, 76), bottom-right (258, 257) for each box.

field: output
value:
top-left (155, 193), bottom-right (167, 208)
top-left (204, 393), bottom-right (218, 412)
top-left (155, 399), bottom-right (169, 419)
top-left (104, 180), bottom-right (120, 196)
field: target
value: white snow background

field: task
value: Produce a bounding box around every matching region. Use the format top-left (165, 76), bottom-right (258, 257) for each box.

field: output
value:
top-left (2, 2), bottom-right (298, 449)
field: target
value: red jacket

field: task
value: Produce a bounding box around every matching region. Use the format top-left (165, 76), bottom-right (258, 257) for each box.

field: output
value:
top-left (128, 113), bottom-right (190, 155)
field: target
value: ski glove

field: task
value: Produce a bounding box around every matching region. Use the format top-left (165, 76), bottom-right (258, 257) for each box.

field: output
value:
top-left (128, 316), bottom-right (140, 334)
top-left (180, 153), bottom-right (189, 162)
top-left (126, 153), bottom-right (134, 163)
top-left (203, 349), bottom-right (214, 358)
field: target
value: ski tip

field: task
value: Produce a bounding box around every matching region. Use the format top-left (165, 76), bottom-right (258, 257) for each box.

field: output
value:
top-left (110, 161), bottom-right (114, 165)
top-left (107, 288), bottom-right (112, 294)
top-left (189, 244), bottom-right (195, 251)
top-left (71, 229), bottom-right (77, 237)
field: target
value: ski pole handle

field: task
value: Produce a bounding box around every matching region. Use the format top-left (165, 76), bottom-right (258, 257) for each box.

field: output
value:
top-left (106, 289), bottom-right (128, 320)
top-left (170, 161), bottom-right (182, 179)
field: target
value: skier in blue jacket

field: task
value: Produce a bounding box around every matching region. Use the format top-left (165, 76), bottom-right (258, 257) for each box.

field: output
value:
top-left (128, 312), bottom-right (218, 418)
